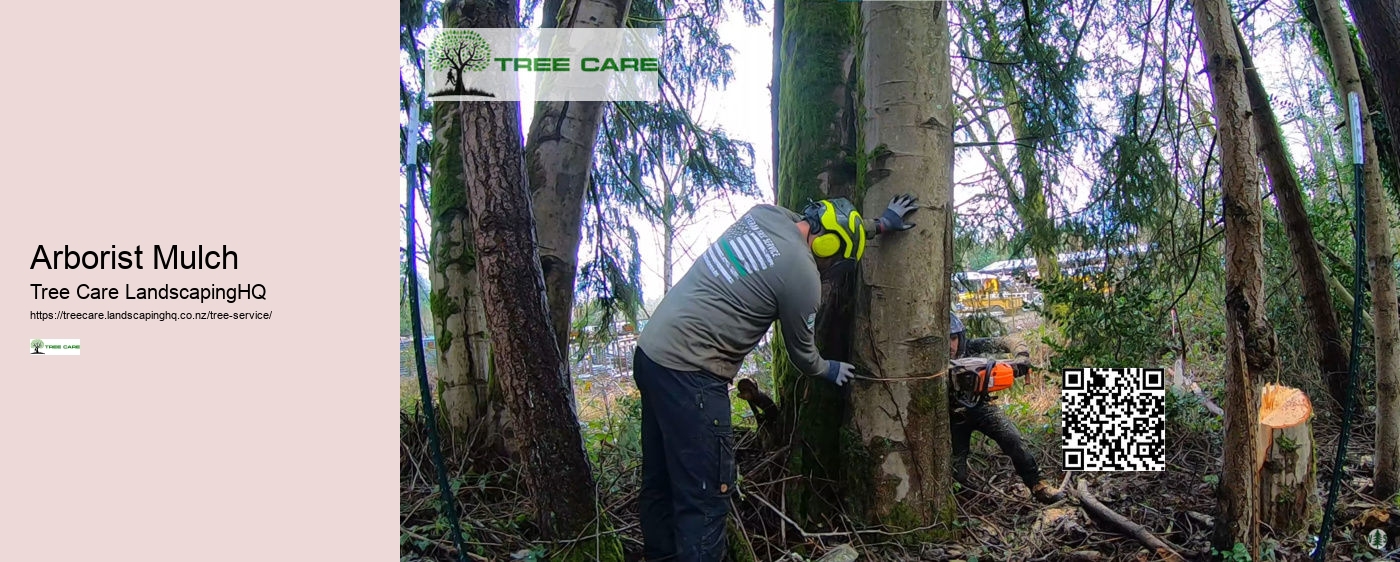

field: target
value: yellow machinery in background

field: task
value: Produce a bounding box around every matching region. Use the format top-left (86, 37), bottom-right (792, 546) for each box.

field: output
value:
top-left (955, 273), bottom-right (1025, 314)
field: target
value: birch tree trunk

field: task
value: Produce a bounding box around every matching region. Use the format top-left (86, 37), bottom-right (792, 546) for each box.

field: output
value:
top-left (1315, 0), bottom-right (1400, 502)
top-left (1233, 23), bottom-right (1350, 409)
top-left (847, 0), bottom-right (955, 535)
top-left (526, 0), bottom-right (632, 360)
top-left (1189, 0), bottom-right (1277, 555)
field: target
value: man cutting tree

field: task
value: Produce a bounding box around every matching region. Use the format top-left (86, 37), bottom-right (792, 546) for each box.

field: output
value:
top-left (632, 194), bottom-right (919, 561)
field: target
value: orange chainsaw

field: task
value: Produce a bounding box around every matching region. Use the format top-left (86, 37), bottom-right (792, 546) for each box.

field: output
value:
top-left (950, 354), bottom-right (1030, 408)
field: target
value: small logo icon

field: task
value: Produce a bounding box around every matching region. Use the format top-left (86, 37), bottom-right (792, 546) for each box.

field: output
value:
top-left (1368, 527), bottom-right (1387, 550)
top-left (29, 338), bottom-right (80, 356)
top-left (428, 29), bottom-right (496, 99)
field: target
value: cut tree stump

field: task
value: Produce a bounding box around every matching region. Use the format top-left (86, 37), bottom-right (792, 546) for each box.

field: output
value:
top-left (1256, 384), bottom-right (1317, 536)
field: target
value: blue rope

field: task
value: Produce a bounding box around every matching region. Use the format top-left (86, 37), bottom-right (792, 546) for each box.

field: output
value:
top-left (1313, 90), bottom-right (1368, 562)
top-left (406, 101), bottom-right (470, 562)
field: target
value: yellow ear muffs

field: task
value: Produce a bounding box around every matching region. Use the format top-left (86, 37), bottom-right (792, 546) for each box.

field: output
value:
top-left (811, 232), bottom-right (842, 258)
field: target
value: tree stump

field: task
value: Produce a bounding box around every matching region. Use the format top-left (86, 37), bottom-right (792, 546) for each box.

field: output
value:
top-left (1256, 384), bottom-right (1317, 536)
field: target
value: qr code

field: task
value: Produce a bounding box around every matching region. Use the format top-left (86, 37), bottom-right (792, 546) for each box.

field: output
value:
top-left (1061, 368), bottom-right (1166, 471)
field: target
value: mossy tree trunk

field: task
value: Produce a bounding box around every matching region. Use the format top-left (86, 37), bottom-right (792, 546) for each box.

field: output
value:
top-left (1190, 0), bottom-right (1277, 555)
top-left (846, 0), bottom-right (955, 535)
top-left (1314, 0), bottom-right (1400, 502)
top-left (428, 2), bottom-right (506, 454)
top-left (771, 0), bottom-right (860, 529)
top-left (1233, 23), bottom-right (1350, 409)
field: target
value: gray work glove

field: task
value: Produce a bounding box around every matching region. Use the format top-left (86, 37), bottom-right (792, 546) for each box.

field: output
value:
top-left (823, 361), bottom-right (855, 386)
top-left (876, 193), bottom-right (920, 234)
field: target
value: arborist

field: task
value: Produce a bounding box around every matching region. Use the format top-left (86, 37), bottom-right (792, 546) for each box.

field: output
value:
top-left (949, 312), bottom-right (1066, 504)
top-left (632, 194), bottom-right (920, 562)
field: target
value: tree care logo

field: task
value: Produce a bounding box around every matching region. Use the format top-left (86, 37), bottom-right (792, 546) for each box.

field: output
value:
top-left (429, 29), bottom-right (496, 98)
top-left (29, 338), bottom-right (80, 355)
top-left (425, 29), bottom-right (660, 102)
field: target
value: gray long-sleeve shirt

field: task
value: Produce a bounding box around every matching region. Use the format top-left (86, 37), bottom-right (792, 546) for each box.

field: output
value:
top-left (638, 204), bottom-right (828, 380)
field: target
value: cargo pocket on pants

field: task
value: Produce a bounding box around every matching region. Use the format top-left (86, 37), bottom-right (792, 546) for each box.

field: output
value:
top-left (716, 429), bottom-right (735, 497)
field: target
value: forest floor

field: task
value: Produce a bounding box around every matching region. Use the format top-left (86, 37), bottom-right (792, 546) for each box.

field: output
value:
top-left (401, 312), bottom-right (1399, 562)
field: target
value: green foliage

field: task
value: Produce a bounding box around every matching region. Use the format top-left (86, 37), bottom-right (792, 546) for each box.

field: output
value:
top-left (1212, 542), bottom-right (1252, 562)
top-left (1166, 387), bottom-right (1221, 434)
top-left (1034, 268), bottom-right (1171, 370)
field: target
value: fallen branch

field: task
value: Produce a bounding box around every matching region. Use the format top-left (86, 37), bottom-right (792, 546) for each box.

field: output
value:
top-left (1072, 480), bottom-right (1185, 562)
top-left (1180, 371), bottom-right (1224, 417)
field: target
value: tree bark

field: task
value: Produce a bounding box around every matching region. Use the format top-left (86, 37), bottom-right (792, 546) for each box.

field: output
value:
top-left (1258, 422), bottom-right (1317, 535)
top-left (456, 0), bottom-right (613, 549)
top-left (1315, 0), bottom-right (1400, 502)
top-left (1345, 0), bottom-right (1400, 166)
top-left (1190, 0), bottom-right (1276, 555)
top-left (429, 3), bottom-right (506, 453)
top-left (771, 0), bottom-right (783, 196)
top-left (526, 0), bottom-right (632, 364)
top-left (1233, 23), bottom-right (1350, 409)
top-left (847, 0), bottom-right (955, 535)
top-left (772, 0), bottom-right (859, 528)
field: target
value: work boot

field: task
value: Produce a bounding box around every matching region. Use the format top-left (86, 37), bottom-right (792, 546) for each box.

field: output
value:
top-left (1031, 481), bottom-right (1066, 504)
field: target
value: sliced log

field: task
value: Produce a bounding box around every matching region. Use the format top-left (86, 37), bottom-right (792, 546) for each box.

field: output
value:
top-left (1073, 480), bottom-right (1185, 562)
top-left (1256, 384), bottom-right (1318, 535)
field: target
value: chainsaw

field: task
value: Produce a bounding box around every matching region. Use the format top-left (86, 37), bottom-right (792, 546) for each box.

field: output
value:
top-left (949, 353), bottom-right (1031, 409)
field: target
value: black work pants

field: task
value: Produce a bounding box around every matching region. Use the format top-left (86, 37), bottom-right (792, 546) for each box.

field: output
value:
top-left (633, 348), bottom-right (735, 562)
top-left (951, 401), bottom-right (1043, 489)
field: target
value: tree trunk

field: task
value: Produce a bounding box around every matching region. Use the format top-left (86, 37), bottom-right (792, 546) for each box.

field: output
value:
top-left (771, 0), bottom-right (783, 196)
top-left (429, 0), bottom-right (507, 454)
top-left (1349, 0), bottom-right (1400, 504)
top-left (526, 0), bottom-right (632, 364)
top-left (772, 0), bottom-right (859, 528)
top-left (660, 207), bottom-right (672, 292)
top-left (1233, 23), bottom-right (1351, 409)
top-left (998, 78), bottom-right (1060, 280)
top-left (1258, 423), bottom-right (1317, 536)
top-left (431, 99), bottom-right (499, 439)
top-left (1190, 0), bottom-right (1275, 555)
top-left (847, 0), bottom-right (955, 536)
top-left (1345, 0), bottom-right (1400, 167)
top-left (455, 1), bottom-right (616, 553)
top-left (1315, 0), bottom-right (1400, 502)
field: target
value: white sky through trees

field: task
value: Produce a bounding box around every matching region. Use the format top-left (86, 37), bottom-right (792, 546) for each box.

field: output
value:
top-left (401, 2), bottom-right (1332, 311)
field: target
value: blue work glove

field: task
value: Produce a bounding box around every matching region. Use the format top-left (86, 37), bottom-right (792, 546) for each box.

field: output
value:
top-left (823, 361), bottom-right (855, 386)
top-left (876, 193), bottom-right (920, 234)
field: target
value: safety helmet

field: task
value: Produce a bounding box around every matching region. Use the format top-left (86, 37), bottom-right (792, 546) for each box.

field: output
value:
top-left (950, 312), bottom-right (966, 359)
top-left (802, 198), bottom-right (867, 261)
